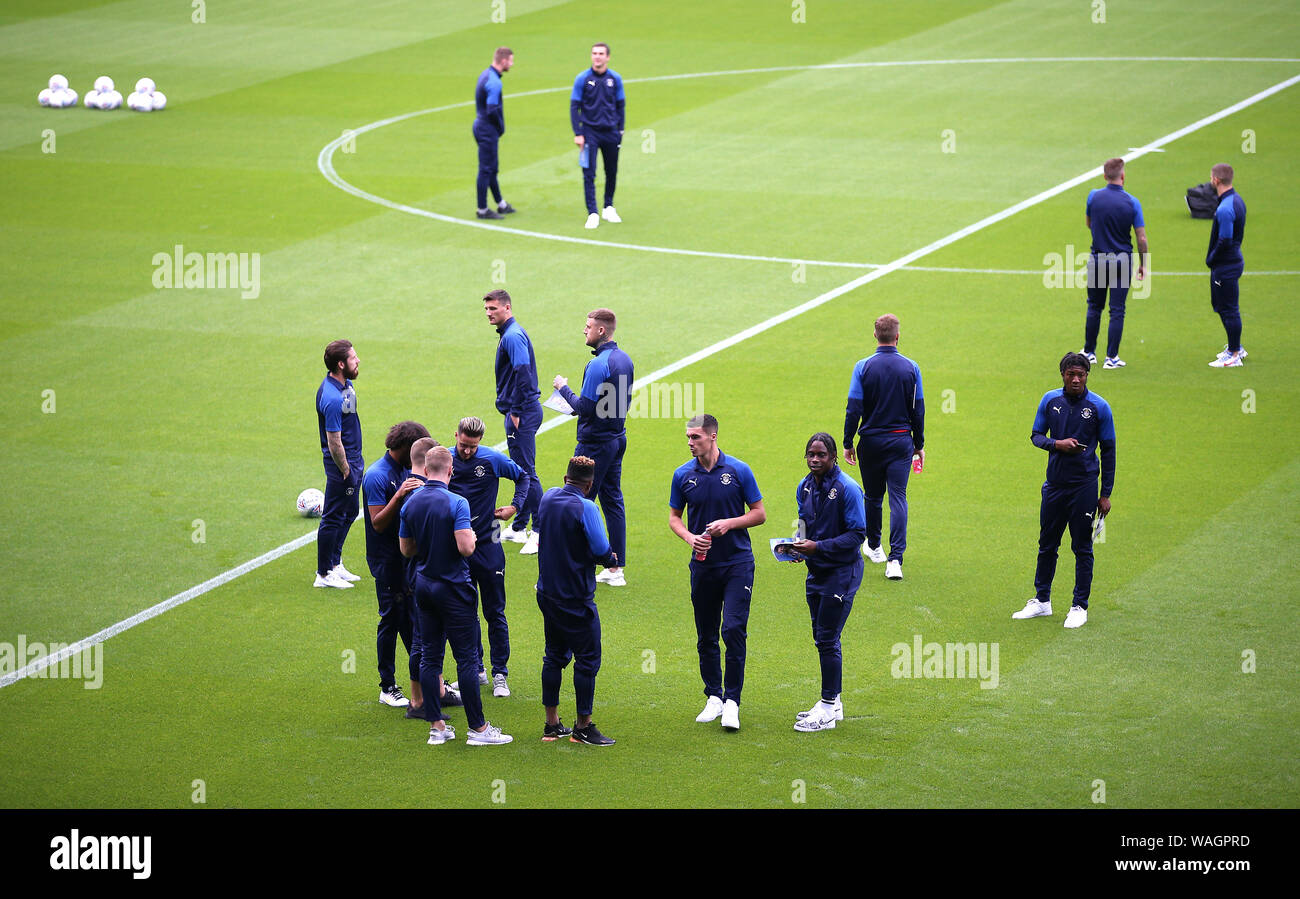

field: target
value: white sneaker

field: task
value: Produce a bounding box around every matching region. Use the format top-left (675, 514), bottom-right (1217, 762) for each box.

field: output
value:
top-left (427, 724), bottom-right (456, 745)
top-left (313, 571), bottom-right (354, 589)
top-left (520, 531), bottom-right (539, 555)
top-left (796, 697), bottom-right (843, 721)
top-left (1102, 357), bottom-right (1126, 369)
top-left (1209, 351), bottom-right (1244, 368)
top-left (720, 699), bottom-right (740, 731)
top-left (885, 559), bottom-right (903, 580)
top-left (500, 527), bottom-right (530, 545)
top-left (794, 701), bottom-right (841, 732)
top-left (585, 212), bottom-right (600, 229)
top-left (492, 673), bottom-right (510, 698)
top-left (1012, 598), bottom-right (1052, 619)
top-left (1064, 605), bottom-right (1089, 628)
top-left (596, 568), bottom-right (626, 586)
top-left (331, 564), bottom-right (361, 582)
top-left (1078, 349), bottom-right (1097, 365)
top-left (379, 685), bottom-right (409, 707)
top-left (466, 722), bottom-right (514, 745)
top-left (478, 669), bottom-right (488, 686)
top-left (695, 695), bottom-right (724, 723)
top-left (863, 544), bottom-right (887, 564)
top-left (602, 205), bottom-right (621, 223)
top-left (1217, 344), bottom-right (1248, 359)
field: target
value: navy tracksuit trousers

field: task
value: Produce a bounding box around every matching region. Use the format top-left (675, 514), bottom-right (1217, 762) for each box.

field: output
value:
top-left (1034, 480), bottom-right (1098, 609)
top-left (690, 559), bottom-right (754, 705)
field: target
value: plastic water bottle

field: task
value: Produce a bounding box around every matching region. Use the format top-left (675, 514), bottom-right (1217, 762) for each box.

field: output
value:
top-left (694, 532), bottom-right (711, 562)
top-left (912, 453), bottom-right (924, 473)
top-left (579, 144), bottom-right (589, 168)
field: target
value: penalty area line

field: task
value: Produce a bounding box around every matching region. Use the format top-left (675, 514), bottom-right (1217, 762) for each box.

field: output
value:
top-left (5, 71), bottom-right (1296, 690)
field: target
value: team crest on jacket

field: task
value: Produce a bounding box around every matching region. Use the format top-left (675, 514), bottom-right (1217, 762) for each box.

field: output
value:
top-left (475, 465), bottom-right (487, 477)
top-left (828, 487), bottom-right (838, 500)
top-left (1081, 408), bottom-right (1093, 420)
top-left (606, 78), bottom-right (614, 87)
top-left (720, 473), bottom-right (733, 485)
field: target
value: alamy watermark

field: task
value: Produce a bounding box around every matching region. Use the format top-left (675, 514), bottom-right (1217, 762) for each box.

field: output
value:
top-left (50, 830), bottom-right (150, 879)
top-left (891, 634), bottom-right (999, 689)
top-left (152, 244), bottom-right (261, 299)
top-left (593, 376), bottom-right (704, 420)
top-left (1042, 245), bottom-right (1150, 299)
top-left (1, 635), bottom-right (103, 688)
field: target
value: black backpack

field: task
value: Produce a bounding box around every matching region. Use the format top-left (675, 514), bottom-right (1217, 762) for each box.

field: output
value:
top-left (1185, 182), bottom-right (1217, 218)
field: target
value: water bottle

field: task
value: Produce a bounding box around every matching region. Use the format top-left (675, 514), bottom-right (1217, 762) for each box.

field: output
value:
top-left (694, 532), bottom-right (712, 562)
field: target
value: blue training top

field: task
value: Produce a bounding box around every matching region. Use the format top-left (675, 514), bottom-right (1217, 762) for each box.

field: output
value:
top-left (1031, 388), bottom-right (1116, 496)
top-left (362, 452), bottom-right (410, 575)
top-left (1086, 182), bottom-right (1145, 255)
top-left (398, 480), bottom-right (473, 586)
top-left (316, 375), bottom-right (362, 464)
top-left (448, 446), bottom-right (530, 541)
top-left (669, 451), bottom-right (762, 567)
top-left (494, 319), bottom-right (540, 416)
top-left (844, 346), bottom-right (925, 451)
top-left (535, 483), bottom-right (616, 603)
top-left (1206, 188), bottom-right (1246, 276)
top-left (570, 68), bottom-right (625, 133)
top-left (795, 465), bottom-right (867, 578)
top-left (558, 340), bottom-right (635, 443)
top-left (475, 65), bottom-right (505, 134)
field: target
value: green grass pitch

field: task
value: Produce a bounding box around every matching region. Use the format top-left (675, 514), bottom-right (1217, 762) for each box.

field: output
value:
top-left (1, 0), bottom-right (1297, 808)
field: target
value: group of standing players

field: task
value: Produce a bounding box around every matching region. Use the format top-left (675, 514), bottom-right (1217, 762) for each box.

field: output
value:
top-left (313, 52), bottom-right (1250, 742)
top-left (312, 297), bottom-right (933, 741)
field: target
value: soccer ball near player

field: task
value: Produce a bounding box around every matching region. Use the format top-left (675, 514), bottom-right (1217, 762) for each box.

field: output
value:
top-left (135, 77), bottom-right (155, 95)
top-left (150, 91), bottom-right (166, 110)
top-left (296, 488), bottom-right (325, 518)
top-left (39, 88), bottom-right (51, 106)
top-left (94, 75), bottom-right (114, 93)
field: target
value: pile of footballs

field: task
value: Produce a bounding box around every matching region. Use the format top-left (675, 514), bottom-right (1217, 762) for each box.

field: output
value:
top-left (39, 74), bottom-right (167, 111)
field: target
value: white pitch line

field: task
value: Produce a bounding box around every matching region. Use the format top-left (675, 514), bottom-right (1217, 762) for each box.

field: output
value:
top-left (6, 68), bottom-right (1297, 691)
top-left (319, 56), bottom-right (1300, 270)
top-left (0, 530), bottom-right (319, 688)
top-left (897, 267), bottom-right (1300, 276)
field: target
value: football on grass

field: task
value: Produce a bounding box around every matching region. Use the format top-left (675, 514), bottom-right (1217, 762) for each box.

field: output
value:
top-left (296, 488), bottom-right (324, 518)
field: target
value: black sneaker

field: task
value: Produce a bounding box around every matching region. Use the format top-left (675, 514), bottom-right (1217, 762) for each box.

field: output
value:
top-left (476, 209), bottom-right (505, 220)
top-left (496, 202), bottom-right (516, 214)
top-left (405, 704), bottom-right (430, 720)
top-left (570, 722), bottom-right (615, 746)
top-left (542, 720), bottom-right (573, 742)
top-left (440, 685), bottom-right (463, 707)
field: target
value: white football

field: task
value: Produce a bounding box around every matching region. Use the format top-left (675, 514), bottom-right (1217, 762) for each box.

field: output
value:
top-left (39, 88), bottom-right (51, 107)
top-left (296, 488), bottom-right (325, 518)
top-left (85, 90), bottom-right (101, 108)
top-left (55, 88), bottom-right (77, 108)
top-left (127, 91), bottom-right (151, 111)
top-left (94, 75), bottom-right (114, 93)
top-left (135, 77), bottom-right (154, 95)
top-left (49, 74), bottom-right (68, 91)
top-left (150, 90), bottom-right (166, 110)
top-left (100, 90), bottom-right (122, 110)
